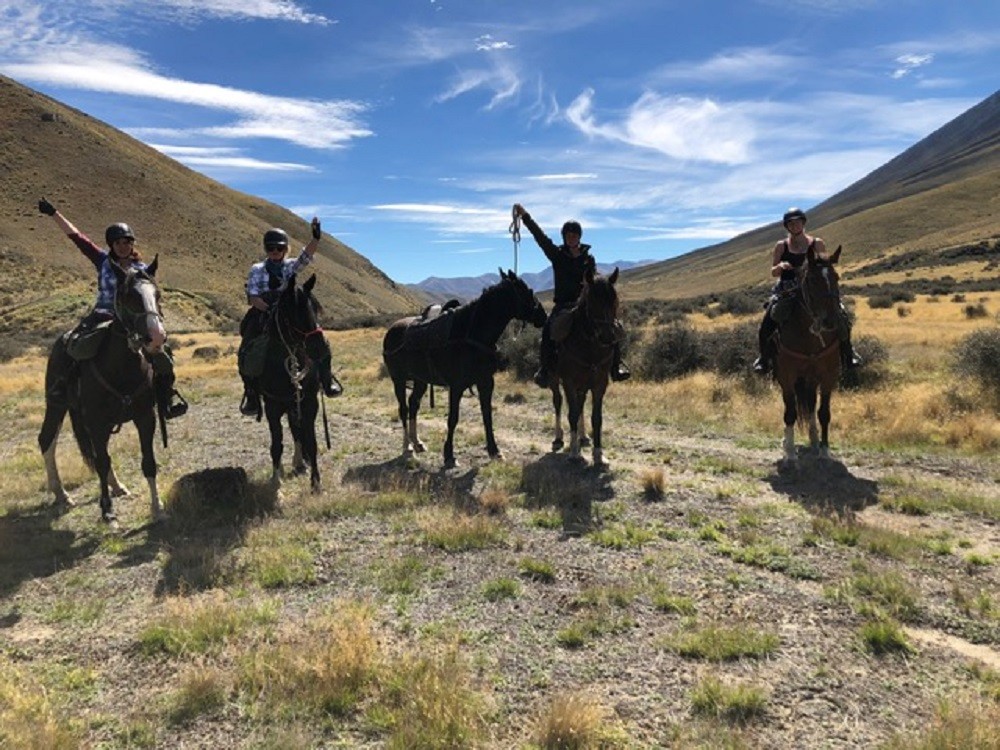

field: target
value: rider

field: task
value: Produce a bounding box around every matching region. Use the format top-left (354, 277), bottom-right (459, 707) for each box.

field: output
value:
top-left (238, 217), bottom-right (341, 416)
top-left (512, 203), bottom-right (630, 387)
top-left (752, 207), bottom-right (862, 375)
top-left (38, 197), bottom-right (187, 419)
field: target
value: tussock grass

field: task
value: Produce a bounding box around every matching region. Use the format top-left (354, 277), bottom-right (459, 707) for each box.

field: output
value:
top-left (234, 523), bottom-right (318, 588)
top-left (138, 592), bottom-right (277, 656)
top-left (651, 589), bottom-right (697, 616)
top-left (557, 610), bottom-right (634, 649)
top-left (531, 691), bottom-right (624, 749)
top-left (417, 507), bottom-right (507, 552)
top-left (588, 522), bottom-right (657, 550)
top-left (481, 577), bottom-right (520, 601)
top-left (858, 618), bottom-right (915, 656)
top-left (640, 467), bottom-right (666, 500)
top-left (826, 565), bottom-right (921, 622)
top-left (477, 487), bottom-right (512, 515)
top-left (519, 557), bottom-right (557, 583)
top-left (0, 665), bottom-right (79, 750)
top-left (165, 666), bottom-right (228, 725)
top-left (881, 476), bottom-right (1000, 522)
top-left (43, 597), bottom-right (105, 626)
top-left (690, 675), bottom-right (768, 723)
top-left (380, 647), bottom-right (485, 749)
top-left (882, 697), bottom-right (1000, 750)
top-left (663, 623), bottom-right (780, 661)
top-left (376, 553), bottom-right (437, 596)
top-left (241, 601), bottom-right (380, 719)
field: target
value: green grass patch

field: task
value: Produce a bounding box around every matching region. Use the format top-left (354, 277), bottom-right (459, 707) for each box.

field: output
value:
top-left (651, 588), bottom-right (697, 616)
top-left (858, 618), bottom-right (914, 656)
top-left (138, 593), bottom-right (277, 656)
top-left (518, 557), bottom-right (557, 583)
top-left (882, 697), bottom-right (1000, 749)
top-left (165, 668), bottom-right (227, 726)
top-left (481, 577), bottom-right (520, 601)
top-left (663, 623), bottom-right (779, 661)
top-left (690, 675), bottom-right (768, 723)
top-left (588, 522), bottom-right (657, 550)
top-left (417, 508), bottom-right (507, 552)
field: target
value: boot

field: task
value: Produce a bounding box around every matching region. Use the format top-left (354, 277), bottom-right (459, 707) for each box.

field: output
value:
top-left (753, 311), bottom-right (777, 375)
top-left (322, 373), bottom-right (343, 398)
top-left (533, 336), bottom-right (555, 388)
top-left (610, 344), bottom-right (631, 382)
top-left (240, 387), bottom-right (261, 417)
top-left (840, 338), bottom-right (862, 369)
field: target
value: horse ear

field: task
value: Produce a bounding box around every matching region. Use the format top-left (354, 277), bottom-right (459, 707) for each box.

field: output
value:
top-left (146, 254), bottom-right (158, 277)
top-left (829, 245), bottom-right (842, 264)
top-left (609, 267), bottom-right (619, 284)
top-left (304, 274), bottom-right (316, 294)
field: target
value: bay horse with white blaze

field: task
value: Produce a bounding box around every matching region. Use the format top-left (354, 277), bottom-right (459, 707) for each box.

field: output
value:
top-left (253, 273), bottom-right (336, 491)
top-left (774, 245), bottom-right (844, 462)
top-left (549, 267), bottom-right (620, 465)
top-left (38, 259), bottom-right (167, 523)
top-left (383, 269), bottom-right (546, 469)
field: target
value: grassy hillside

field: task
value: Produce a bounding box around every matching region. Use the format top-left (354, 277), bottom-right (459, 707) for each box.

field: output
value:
top-left (0, 75), bottom-right (424, 350)
top-left (622, 90), bottom-right (1000, 302)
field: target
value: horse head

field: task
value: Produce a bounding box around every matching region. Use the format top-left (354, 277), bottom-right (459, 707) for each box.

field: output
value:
top-left (801, 245), bottom-right (843, 334)
top-left (276, 274), bottom-right (334, 391)
top-left (499, 268), bottom-right (546, 328)
top-left (579, 266), bottom-right (620, 346)
top-left (111, 255), bottom-right (166, 352)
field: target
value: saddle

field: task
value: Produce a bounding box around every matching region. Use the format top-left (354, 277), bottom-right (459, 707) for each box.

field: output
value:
top-left (64, 320), bottom-right (114, 361)
top-left (238, 334), bottom-right (269, 379)
top-left (401, 300), bottom-right (460, 351)
top-left (549, 307), bottom-right (575, 343)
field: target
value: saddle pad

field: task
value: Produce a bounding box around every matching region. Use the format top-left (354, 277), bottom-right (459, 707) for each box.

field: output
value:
top-left (65, 320), bottom-right (113, 361)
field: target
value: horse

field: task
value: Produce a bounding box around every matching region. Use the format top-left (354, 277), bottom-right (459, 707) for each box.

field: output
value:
top-left (383, 269), bottom-right (546, 469)
top-left (549, 267), bottom-right (621, 465)
top-left (252, 273), bottom-right (335, 491)
top-left (38, 259), bottom-right (167, 524)
top-left (773, 245), bottom-right (844, 462)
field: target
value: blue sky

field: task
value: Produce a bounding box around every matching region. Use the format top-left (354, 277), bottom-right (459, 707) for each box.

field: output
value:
top-left (2, 1), bottom-right (998, 284)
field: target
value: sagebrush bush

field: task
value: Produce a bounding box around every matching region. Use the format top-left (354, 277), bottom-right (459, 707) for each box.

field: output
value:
top-left (952, 328), bottom-right (1000, 399)
top-left (700, 321), bottom-right (758, 375)
top-left (496, 325), bottom-right (541, 381)
top-left (637, 322), bottom-right (703, 381)
top-left (840, 334), bottom-right (890, 391)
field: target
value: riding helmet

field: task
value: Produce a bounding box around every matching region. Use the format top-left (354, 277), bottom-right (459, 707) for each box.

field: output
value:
top-left (782, 207), bottom-right (807, 228)
top-left (263, 228), bottom-right (289, 249)
top-left (561, 220), bottom-right (583, 238)
top-left (105, 222), bottom-right (135, 246)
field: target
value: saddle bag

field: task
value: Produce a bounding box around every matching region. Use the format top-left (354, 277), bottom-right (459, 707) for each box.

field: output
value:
top-left (238, 334), bottom-right (269, 379)
top-left (64, 321), bottom-right (113, 361)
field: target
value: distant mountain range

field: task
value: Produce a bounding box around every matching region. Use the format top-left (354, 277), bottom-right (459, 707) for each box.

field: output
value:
top-left (409, 260), bottom-right (657, 302)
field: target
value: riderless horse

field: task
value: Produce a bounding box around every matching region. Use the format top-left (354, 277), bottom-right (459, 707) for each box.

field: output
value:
top-left (549, 267), bottom-right (621, 465)
top-left (774, 245), bottom-right (844, 462)
top-left (38, 259), bottom-right (167, 523)
top-left (383, 269), bottom-right (546, 469)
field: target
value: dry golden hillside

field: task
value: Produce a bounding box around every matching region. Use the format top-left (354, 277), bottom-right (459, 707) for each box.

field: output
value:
top-left (0, 75), bottom-right (424, 350)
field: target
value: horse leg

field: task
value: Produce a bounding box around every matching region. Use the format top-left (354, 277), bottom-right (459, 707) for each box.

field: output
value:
top-left (107, 466), bottom-right (130, 498)
top-left (301, 401), bottom-right (321, 492)
top-left (817, 388), bottom-right (833, 459)
top-left (134, 408), bottom-right (162, 520)
top-left (578, 411), bottom-right (590, 448)
top-left (567, 389), bottom-right (586, 460)
top-left (38, 402), bottom-right (72, 506)
top-left (591, 387), bottom-right (606, 467)
top-left (551, 386), bottom-right (565, 452)
top-left (408, 382), bottom-right (428, 454)
top-left (265, 402), bottom-right (285, 485)
top-left (393, 378), bottom-right (413, 456)
top-left (781, 387), bottom-right (797, 462)
top-left (89, 426), bottom-right (116, 523)
top-left (479, 377), bottom-right (502, 460)
top-left (443, 386), bottom-right (462, 470)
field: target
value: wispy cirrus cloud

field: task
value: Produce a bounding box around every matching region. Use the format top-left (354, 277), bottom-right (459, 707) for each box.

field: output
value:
top-left (149, 145), bottom-right (315, 171)
top-left (651, 47), bottom-right (802, 84)
top-left (891, 52), bottom-right (934, 79)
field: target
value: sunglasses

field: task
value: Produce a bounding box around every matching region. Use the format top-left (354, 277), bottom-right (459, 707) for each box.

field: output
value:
top-left (265, 245), bottom-right (287, 253)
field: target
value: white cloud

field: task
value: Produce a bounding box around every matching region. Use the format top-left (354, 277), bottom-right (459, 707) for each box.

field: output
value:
top-left (891, 52), bottom-right (933, 79)
top-left (475, 34), bottom-right (514, 52)
top-left (565, 89), bottom-right (754, 165)
top-left (527, 174), bottom-right (597, 181)
top-left (651, 47), bottom-right (802, 84)
top-left (149, 144), bottom-right (315, 171)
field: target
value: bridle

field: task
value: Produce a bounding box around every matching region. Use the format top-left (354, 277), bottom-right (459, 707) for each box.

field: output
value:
top-left (577, 282), bottom-right (617, 347)
top-left (798, 262), bottom-right (841, 344)
top-left (113, 269), bottom-right (164, 352)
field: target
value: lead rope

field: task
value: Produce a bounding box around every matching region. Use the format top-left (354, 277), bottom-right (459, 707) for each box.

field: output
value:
top-left (509, 205), bottom-right (520, 276)
top-left (275, 310), bottom-right (310, 420)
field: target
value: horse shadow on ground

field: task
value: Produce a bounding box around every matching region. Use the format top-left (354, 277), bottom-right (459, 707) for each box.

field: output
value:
top-left (521, 453), bottom-right (616, 537)
top-left (343, 458), bottom-right (478, 511)
top-left (109, 467), bottom-right (280, 596)
top-left (765, 450), bottom-right (880, 516)
top-left (0, 501), bottom-right (101, 601)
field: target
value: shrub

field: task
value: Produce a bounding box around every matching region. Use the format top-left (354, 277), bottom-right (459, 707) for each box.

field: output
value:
top-left (700, 321), bottom-right (759, 375)
top-left (867, 295), bottom-right (895, 309)
top-left (717, 290), bottom-right (763, 317)
top-left (840, 334), bottom-right (890, 391)
top-left (496, 325), bottom-right (541, 381)
top-left (953, 328), bottom-right (1000, 398)
top-left (637, 322), bottom-right (702, 380)
top-left (964, 303), bottom-right (989, 319)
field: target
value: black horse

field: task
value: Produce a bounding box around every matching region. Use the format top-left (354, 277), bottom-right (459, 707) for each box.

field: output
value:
top-left (549, 268), bottom-right (620, 466)
top-left (252, 273), bottom-right (336, 491)
top-left (383, 269), bottom-right (546, 469)
top-left (38, 259), bottom-right (167, 524)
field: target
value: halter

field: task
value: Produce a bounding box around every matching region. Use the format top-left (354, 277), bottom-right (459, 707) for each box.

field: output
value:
top-left (113, 269), bottom-right (164, 351)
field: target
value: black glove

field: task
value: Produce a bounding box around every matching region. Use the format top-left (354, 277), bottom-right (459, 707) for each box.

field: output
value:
top-left (311, 217), bottom-right (321, 240)
top-left (38, 197), bottom-right (56, 216)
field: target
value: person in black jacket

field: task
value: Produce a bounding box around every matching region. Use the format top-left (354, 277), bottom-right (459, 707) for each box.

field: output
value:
top-left (513, 203), bottom-right (630, 387)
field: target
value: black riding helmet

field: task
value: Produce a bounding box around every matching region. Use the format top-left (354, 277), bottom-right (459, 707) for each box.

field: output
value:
top-left (782, 207), bottom-right (807, 228)
top-left (561, 220), bottom-right (583, 238)
top-left (105, 222), bottom-right (135, 246)
top-left (263, 228), bottom-right (289, 250)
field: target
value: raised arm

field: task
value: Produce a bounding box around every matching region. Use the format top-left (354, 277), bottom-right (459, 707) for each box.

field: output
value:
top-left (39, 197), bottom-right (81, 236)
top-left (513, 203), bottom-right (559, 261)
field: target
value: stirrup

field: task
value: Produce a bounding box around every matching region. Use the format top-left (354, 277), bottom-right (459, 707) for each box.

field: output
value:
top-left (163, 389), bottom-right (188, 419)
top-left (752, 356), bottom-right (771, 375)
top-left (240, 391), bottom-right (260, 416)
top-left (611, 365), bottom-right (631, 382)
top-left (323, 374), bottom-right (343, 398)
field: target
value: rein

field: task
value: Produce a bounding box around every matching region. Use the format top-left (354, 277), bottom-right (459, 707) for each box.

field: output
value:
top-left (798, 265), bottom-right (840, 344)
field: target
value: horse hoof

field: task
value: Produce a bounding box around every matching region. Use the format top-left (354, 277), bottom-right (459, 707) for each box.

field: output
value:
top-left (414, 442), bottom-right (427, 453)
top-left (111, 485), bottom-right (130, 498)
top-left (444, 458), bottom-right (458, 470)
top-left (291, 465), bottom-right (308, 477)
top-left (580, 436), bottom-right (592, 448)
top-left (489, 451), bottom-right (504, 462)
top-left (551, 439), bottom-right (564, 452)
top-left (101, 513), bottom-right (118, 526)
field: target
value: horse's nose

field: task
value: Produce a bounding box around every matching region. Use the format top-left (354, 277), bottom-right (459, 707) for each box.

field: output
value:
top-left (147, 320), bottom-right (166, 350)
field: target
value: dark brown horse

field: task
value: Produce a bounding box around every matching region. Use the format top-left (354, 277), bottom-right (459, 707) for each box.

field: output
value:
top-left (254, 274), bottom-right (335, 491)
top-left (549, 267), bottom-right (620, 466)
top-left (38, 260), bottom-right (166, 523)
top-left (774, 245), bottom-right (843, 462)
top-left (383, 269), bottom-right (546, 469)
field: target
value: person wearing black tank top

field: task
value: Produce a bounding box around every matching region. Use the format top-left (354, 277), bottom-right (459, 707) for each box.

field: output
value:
top-left (752, 208), bottom-right (861, 374)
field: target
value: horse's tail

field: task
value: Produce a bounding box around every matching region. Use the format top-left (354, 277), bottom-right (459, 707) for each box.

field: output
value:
top-left (68, 405), bottom-right (97, 472)
top-left (794, 378), bottom-right (817, 427)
